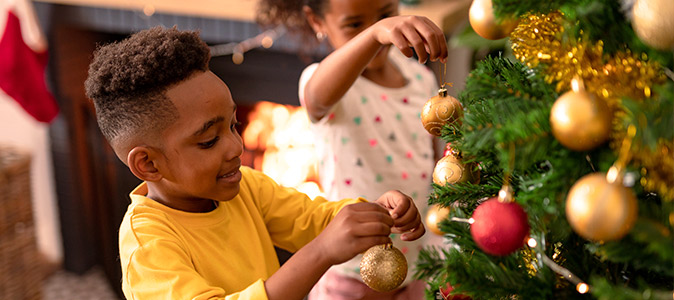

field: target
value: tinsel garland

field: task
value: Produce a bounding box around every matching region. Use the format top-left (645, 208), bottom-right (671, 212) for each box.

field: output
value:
top-left (510, 11), bottom-right (672, 200)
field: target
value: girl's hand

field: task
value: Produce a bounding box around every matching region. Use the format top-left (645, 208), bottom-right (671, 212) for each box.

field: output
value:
top-left (369, 15), bottom-right (448, 64)
top-left (375, 190), bottom-right (425, 241)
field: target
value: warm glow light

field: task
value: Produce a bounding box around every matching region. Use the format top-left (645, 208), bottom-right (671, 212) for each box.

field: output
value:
top-left (297, 182), bottom-right (323, 200)
top-left (576, 283), bottom-right (589, 294)
top-left (498, 189), bottom-right (507, 199)
top-left (428, 214), bottom-right (438, 224)
top-left (606, 166), bottom-right (619, 183)
top-left (233, 52), bottom-right (244, 65)
top-left (261, 36), bottom-right (274, 48)
top-left (471, 6), bottom-right (485, 21)
top-left (570, 77), bottom-right (583, 92)
top-left (242, 101), bottom-right (323, 198)
top-left (527, 238), bottom-right (537, 248)
top-left (551, 100), bottom-right (571, 125)
top-left (143, 4), bottom-right (155, 16)
top-left (468, 218), bottom-right (475, 224)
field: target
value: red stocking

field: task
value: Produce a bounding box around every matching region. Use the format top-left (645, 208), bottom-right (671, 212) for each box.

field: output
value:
top-left (0, 10), bottom-right (58, 123)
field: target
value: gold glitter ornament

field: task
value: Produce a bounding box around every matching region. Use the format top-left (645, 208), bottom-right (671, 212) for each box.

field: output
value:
top-left (468, 0), bottom-right (518, 40)
top-left (432, 149), bottom-right (480, 186)
top-left (360, 244), bottom-right (407, 292)
top-left (550, 79), bottom-right (612, 151)
top-left (632, 0), bottom-right (674, 50)
top-left (426, 204), bottom-right (451, 235)
top-left (565, 172), bottom-right (638, 242)
top-left (421, 88), bottom-right (463, 136)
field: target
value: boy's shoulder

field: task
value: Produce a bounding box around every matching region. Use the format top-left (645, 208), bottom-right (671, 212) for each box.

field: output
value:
top-left (119, 166), bottom-right (274, 231)
top-left (120, 188), bottom-right (179, 236)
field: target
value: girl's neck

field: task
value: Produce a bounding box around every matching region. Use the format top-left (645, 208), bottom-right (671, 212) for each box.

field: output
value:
top-left (362, 59), bottom-right (406, 88)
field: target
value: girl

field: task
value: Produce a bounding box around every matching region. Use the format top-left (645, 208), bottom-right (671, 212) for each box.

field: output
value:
top-left (258, 0), bottom-right (448, 299)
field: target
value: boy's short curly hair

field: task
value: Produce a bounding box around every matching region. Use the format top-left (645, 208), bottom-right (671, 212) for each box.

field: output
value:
top-left (85, 26), bottom-right (210, 149)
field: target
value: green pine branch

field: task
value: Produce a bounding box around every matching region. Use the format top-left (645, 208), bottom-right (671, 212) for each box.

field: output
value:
top-left (417, 54), bottom-right (673, 299)
top-left (418, 0), bottom-right (674, 297)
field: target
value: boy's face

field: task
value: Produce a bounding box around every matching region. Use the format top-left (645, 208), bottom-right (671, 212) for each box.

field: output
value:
top-left (152, 71), bottom-right (243, 211)
top-left (320, 0), bottom-right (399, 69)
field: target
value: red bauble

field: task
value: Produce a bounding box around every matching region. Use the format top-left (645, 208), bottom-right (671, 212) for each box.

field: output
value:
top-left (470, 198), bottom-right (529, 256)
top-left (440, 282), bottom-right (472, 300)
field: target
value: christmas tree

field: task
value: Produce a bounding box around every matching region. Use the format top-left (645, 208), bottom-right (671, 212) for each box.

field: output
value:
top-left (415, 0), bottom-right (673, 299)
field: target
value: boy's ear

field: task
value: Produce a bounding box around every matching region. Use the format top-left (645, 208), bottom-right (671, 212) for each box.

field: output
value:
top-left (127, 146), bottom-right (163, 182)
top-left (303, 5), bottom-right (325, 35)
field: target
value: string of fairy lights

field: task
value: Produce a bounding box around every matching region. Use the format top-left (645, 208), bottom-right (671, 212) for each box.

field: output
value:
top-left (135, 3), bottom-right (286, 65)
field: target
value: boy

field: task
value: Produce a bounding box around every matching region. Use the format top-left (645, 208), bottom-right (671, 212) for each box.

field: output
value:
top-left (84, 26), bottom-right (425, 300)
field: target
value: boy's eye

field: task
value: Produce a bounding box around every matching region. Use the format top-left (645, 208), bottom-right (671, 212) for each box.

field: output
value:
top-left (380, 13), bottom-right (391, 20)
top-left (198, 136), bottom-right (220, 149)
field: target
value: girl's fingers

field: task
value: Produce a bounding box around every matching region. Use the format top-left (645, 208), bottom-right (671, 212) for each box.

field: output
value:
top-left (388, 194), bottom-right (410, 220)
top-left (400, 25), bottom-right (428, 63)
top-left (389, 31), bottom-right (415, 58)
top-left (413, 17), bottom-right (443, 61)
top-left (400, 224), bottom-right (425, 241)
top-left (420, 17), bottom-right (448, 61)
top-left (392, 210), bottom-right (421, 233)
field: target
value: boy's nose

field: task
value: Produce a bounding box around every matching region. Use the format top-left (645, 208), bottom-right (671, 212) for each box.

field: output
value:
top-left (224, 134), bottom-right (244, 160)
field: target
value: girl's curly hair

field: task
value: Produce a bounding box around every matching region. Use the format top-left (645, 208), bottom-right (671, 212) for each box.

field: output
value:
top-left (85, 26), bottom-right (210, 147)
top-left (256, 0), bottom-right (328, 47)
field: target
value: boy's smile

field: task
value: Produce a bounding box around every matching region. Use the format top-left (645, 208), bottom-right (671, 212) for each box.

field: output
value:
top-left (145, 70), bottom-right (244, 212)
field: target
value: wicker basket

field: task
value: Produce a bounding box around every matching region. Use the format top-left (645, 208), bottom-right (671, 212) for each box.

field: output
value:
top-left (0, 147), bottom-right (42, 300)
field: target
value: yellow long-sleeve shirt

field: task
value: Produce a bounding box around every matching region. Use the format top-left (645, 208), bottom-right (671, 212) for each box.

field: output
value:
top-left (119, 166), bottom-right (363, 300)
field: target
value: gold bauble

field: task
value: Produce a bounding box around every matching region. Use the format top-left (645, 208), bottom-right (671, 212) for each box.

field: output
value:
top-left (432, 153), bottom-right (479, 186)
top-left (469, 0), bottom-right (519, 40)
top-left (632, 0), bottom-right (674, 50)
top-left (426, 205), bottom-right (451, 235)
top-left (550, 87), bottom-right (612, 151)
top-left (421, 88), bottom-right (463, 136)
top-left (360, 244), bottom-right (407, 292)
top-left (565, 173), bottom-right (638, 242)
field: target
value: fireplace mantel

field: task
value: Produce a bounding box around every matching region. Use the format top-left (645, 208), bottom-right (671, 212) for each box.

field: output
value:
top-left (34, 0), bottom-right (471, 34)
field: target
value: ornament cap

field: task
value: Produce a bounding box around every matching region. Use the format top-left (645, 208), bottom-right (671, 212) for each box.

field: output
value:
top-left (570, 77), bottom-right (584, 92)
top-left (438, 88), bottom-right (448, 97)
top-left (497, 184), bottom-right (514, 203)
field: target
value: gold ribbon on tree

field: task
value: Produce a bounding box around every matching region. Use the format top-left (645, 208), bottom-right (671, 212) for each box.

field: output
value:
top-left (510, 11), bottom-right (673, 200)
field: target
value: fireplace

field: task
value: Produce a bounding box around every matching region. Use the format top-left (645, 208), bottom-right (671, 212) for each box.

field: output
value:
top-left (241, 101), bottom-right (322, 198)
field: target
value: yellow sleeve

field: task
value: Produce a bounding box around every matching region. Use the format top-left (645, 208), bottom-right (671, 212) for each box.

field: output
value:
top-left (241, 168), bottom-right (365, 252)
top-left (122, 215), bottom-right (269, 300)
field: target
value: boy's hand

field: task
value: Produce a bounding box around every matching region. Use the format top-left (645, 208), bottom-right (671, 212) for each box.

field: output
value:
top-left (369, 15), bottom-right (448, 64)
top-left (375, 190), bottom-right (425, 241)
top-left (314, 202), bottom-right (394, 265)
